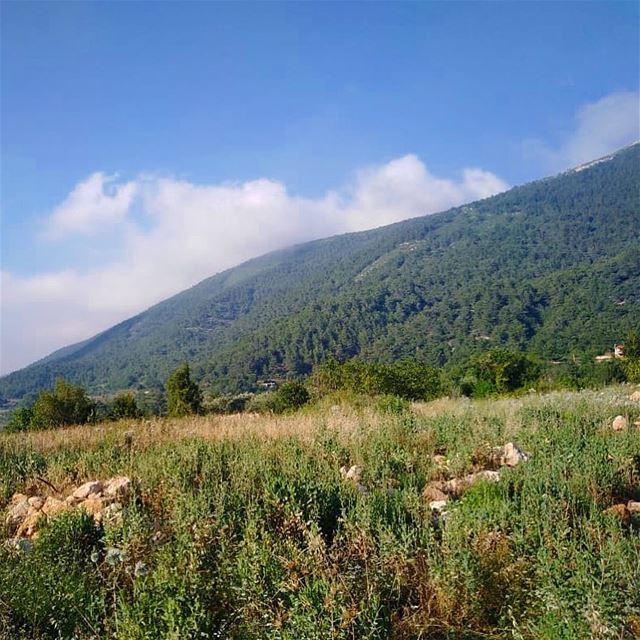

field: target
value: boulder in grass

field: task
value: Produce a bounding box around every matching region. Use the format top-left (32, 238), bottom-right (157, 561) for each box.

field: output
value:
top-left (41, 497), bottom-right (71, 518)
top-left (423, 484), bottom-right (449, 503)
top-left (612, 415), bottom-right (628, 431)
top-left (627, 501), bottom-right (640, 514)
top-left (16, 511), bottom-right (42, 539)
top-left (340, 465), bottom-right (362, 484)
top-left (629, 390), bottom-right (640, 402)
top-left (27, 496), bottom-right (44, 510)
top-left (445, 470), bottom-right (501, 497)
top-left (73, 481), bottom-right (103, 500)
top-left (603, 504), bottom-right (630, 525)
top-left (104, 476), bottom-right (131, 498)
top-left (5, 497), bottom-right (30, 533)
top-left (492, 442), bottom-right (530, 467)
top-left (429, 500), bottom-right (448, 512)
top-left (80, 497), bottom-right (105, 522)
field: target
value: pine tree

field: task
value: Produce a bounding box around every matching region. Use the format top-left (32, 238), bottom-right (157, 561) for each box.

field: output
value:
top-left (166, 364), bottom-right (203, 417)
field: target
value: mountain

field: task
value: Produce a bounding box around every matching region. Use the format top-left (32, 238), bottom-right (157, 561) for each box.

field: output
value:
top-left (2, 144), bottom-right (639, 401)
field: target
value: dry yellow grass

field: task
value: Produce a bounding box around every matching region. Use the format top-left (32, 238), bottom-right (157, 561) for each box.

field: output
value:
top-left (1, 403), bottom-right (384, 455)
top-left (2, 384), bottom-right (635, 457)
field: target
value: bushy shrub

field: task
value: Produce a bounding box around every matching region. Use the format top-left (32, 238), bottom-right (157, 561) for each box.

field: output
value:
top-left (36, 510), bottom-right (103, 566)
top-left (30, 379), bottom-right (95, 429)
top-left (0, 511), bottom-right (104, 638)
top-left (462, 349), bottom-right (539, 396)
top-left (310, 358), bottom-right (441, 401)
top-left (274, 381), bottom-right (310, 412)
top-left (208, 393), bottom-right (254, 414)
top-left (110, 392), bottom-right (142, 419)
top-left (246, 382), bottom-right (310, 414)
top-left (5, 407), bottom-right (34, 433)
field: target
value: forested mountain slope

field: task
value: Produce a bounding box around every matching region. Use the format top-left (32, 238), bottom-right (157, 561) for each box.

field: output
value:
top-left (2, 144), bottom-right (638, 400)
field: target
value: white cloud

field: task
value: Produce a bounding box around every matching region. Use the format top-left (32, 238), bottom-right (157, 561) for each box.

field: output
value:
top-left (43, 172), bottom-right (137, 240)
top-left (526, 91), bottom-right (639, 172)
top-left (1, 156), bottom-right (507, 374)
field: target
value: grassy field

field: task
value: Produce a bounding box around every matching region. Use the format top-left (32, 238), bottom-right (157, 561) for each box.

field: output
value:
top-left (1, 386), bottom-right (639, 639)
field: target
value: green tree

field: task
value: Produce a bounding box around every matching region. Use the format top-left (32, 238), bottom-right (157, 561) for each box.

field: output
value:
top-left (386, 360), bottom-right (442, 400)
top-left (5, 406), bottom-right (34, 433)
top-left (166, 364), bottom-right (202, 417)
top-left (110, 393), bottom-right (142, 419)
top-left (467, 349), bottom-right (539, 396)
top-left (31, 379), bottom-right (95, 429)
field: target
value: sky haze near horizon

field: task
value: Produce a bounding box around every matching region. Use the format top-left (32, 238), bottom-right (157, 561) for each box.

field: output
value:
top-left (1, 1), bottom-right (639, 374)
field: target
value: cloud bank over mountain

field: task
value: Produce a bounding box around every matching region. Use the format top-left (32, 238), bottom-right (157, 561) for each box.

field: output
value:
top-left (525, 91), bottom-right (639, 171)
top-left (2, 155), bottom-right (507, 374)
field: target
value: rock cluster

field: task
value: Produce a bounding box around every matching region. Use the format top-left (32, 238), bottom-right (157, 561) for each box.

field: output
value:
top-left (424, 442), bottom-right (530, 511)
top-left (4, 476), bottom-right (131, 540)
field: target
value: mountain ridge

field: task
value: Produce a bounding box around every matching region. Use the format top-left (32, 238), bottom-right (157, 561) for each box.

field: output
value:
top-left (2, 144), bottom-right (638, 400)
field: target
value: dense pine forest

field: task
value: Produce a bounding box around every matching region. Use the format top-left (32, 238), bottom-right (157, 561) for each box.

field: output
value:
top-left (1, 144), bottom-right (638, 402)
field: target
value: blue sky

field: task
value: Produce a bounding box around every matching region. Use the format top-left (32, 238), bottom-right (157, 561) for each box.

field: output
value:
top-left (1, 1), bottom-right (639, 373)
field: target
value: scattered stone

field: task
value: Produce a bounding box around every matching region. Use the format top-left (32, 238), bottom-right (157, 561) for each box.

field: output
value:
top-left (629, 391), bottom-right (640, 402)
top-left (492, 442), bottom-right (530, 467)
top-left (423, 470), bottom-right (500, 504)
top-left (16, 511), bottom-right (42, 538)
top-left (340, 465), bottom-right (362, 483)
top-left (3, 476), bottom-right (133, 541)
top-left (612, 415), bottom-right (628, 431)
top-left (27, 496), bottom-right (44, 510)
top-left (133, 560), bottom-right (149, 578)
top-left (102, 502), bottom-right (124, 527)
top-left (423, 484), bottom-right (449, 503)
top-left (41, 497), bottom-right (70, 518)
top-left (80, 497), bottom-right (105, 521)
top-left (444, 470), bottom-right (501, 497)
top-left (433, 454), bottom-right (448, 467)
top-left (105, 547), bottom-right (126, 565)
top-left (627, 501), bottom-right (640, 514)
top-left (73, 480), bottom-right (103, 500)
top-left (5, 498), bottom-right (30, 533)
top-left (6, 537), bottom-right (33, 554)
top-left (356, 483), bottom-right (369, 496)
top-left (429, 500), bottom-right (448, 512)
top-left (104, 476), bottom-right (131, 498)
top-left (603, 503), bottom-right (630, 524)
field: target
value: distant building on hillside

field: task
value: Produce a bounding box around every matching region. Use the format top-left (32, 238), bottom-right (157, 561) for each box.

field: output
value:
top-left (595, 344), bottom-right (625, 362)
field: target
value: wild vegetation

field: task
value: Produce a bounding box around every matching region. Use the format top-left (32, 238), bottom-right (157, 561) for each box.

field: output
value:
top-left (1, 385), bottom-right (639, 639)
top-left (5, 334), bottom-right (639, 433)
top-left (1, 144), bottom-right (638, 403)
